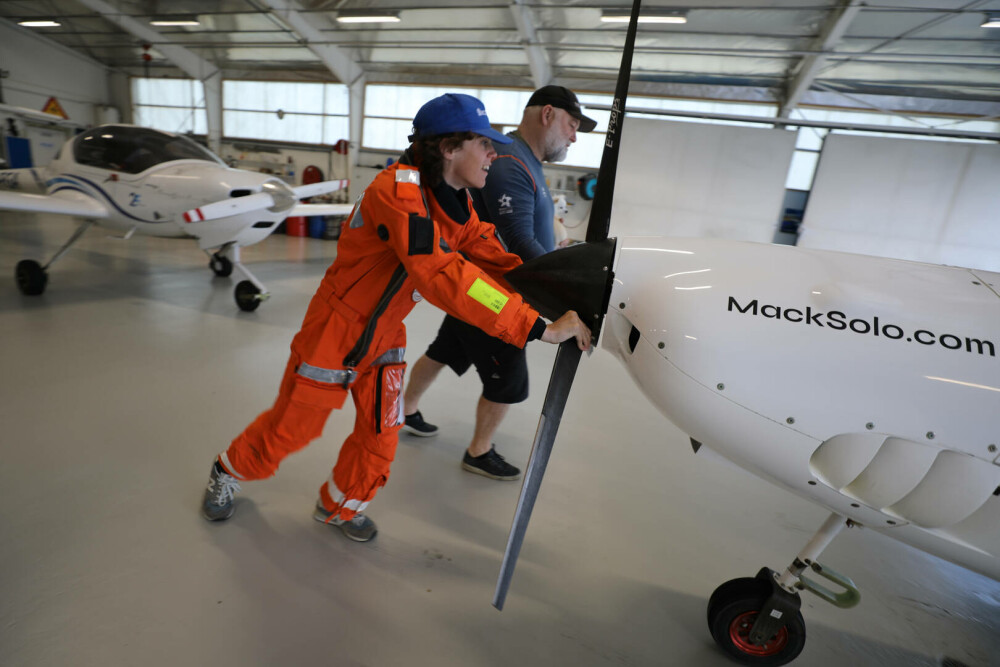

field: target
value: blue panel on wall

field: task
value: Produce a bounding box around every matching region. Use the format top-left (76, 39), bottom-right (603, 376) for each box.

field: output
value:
top-left (5, 136), bottom-right (33, 168)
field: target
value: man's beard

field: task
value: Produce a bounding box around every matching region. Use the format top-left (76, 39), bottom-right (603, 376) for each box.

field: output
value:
top-left (542, 132), bottom-right (568, 163)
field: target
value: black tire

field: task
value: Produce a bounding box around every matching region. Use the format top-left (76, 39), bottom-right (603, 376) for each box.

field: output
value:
top-left (707, 578), bottom-right (805, 666)
top-left (234, 280), bottom-right (262, 312)
top-left (16, 260), bottom-right (48, 296)
top-left (708, 577), bottom-right (761, 626)
top-left (209, 254), bottom-right (233, 277)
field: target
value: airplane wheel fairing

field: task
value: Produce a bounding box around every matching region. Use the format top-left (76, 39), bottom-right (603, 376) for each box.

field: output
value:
top-left (209, 255), bottom-right (233, 277)
top-left (16, 260), bottom-right (48, 296)
top-left (235, 280), bottom-right (261, 312)
top-left (708, 579), bottom-right (805, 666)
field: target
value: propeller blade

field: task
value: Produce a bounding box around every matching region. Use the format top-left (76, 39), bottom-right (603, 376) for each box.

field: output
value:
top-left (493, 0), bottom-right (642, 610)
top-left (182, 191), bottom-right (274, 223)
top-left (291, 179), bottom-right (349, 199)
top-left (585, 0), bottom-right (641, 244)
top-left (493, 342), bottom-right (582, 610)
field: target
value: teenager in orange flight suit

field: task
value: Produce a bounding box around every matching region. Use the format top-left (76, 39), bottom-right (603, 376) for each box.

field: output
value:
top-left (201, 93), bottom-right (591, 541)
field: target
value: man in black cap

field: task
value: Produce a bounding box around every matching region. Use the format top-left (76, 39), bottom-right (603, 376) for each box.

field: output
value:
top-left (401, 85), bottom-right (596, 481)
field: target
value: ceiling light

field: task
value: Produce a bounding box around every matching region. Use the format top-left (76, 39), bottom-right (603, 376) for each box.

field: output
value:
top-left (150, 18), bottom-right (200, 26)
top-left (335, 11), bottom-right (400, 24)
top-left (18, 20), bottom-right (61, 27)
top-left (982, 14), bottom-right (1000, 28)
top-left (601, 9), bottom-right (687, 24)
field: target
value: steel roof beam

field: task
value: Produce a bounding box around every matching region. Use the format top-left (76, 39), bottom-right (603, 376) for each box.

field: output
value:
top-left (257, 0), bottom-right (365, 175)
top-left (779, 0), bottom-right (863, 120)
top-left (510, 0), bottom-right (552, 88)
top-left (257, 0), bottom-right (364, 86)
top-left (74, 0), bottom-right (223, 153)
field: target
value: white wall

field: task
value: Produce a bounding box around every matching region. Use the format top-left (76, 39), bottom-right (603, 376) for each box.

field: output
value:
top-left (609, 118), bottom-right (797, 241)
top-left (798, 134), bottom-right (1000, 272)
top-left (0, 19), bottom-right (112, 126)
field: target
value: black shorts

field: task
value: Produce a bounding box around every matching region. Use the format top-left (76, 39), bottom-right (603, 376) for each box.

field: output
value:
top-left (424, 314), bottom-right (529, 404)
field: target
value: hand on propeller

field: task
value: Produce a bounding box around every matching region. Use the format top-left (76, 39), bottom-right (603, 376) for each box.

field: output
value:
top-left (542, 311), bottom-right (592, 351)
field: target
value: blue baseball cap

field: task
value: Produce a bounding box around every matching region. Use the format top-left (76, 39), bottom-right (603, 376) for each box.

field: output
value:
top-left (411, 94), bottom-right (513, 145)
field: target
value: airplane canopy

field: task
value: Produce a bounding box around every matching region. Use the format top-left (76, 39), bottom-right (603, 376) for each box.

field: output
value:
top-left (72, 126), bottom-right (225, 174)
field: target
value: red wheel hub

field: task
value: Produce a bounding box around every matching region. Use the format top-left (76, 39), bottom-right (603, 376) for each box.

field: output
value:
top-left (728, 611), bottom-right (788, 656)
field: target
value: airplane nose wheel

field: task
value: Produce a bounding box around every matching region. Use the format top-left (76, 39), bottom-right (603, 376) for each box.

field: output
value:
top-left (209, 253), bottom-right (233, 277)
top-left (706, 514), bottom-right (860, 666)
top-left (707, 577), bottom-right (805, 666)
top-left (16, 260), bottom-right (48, 295)
top-left (234, 280), bottom-right (263, 312)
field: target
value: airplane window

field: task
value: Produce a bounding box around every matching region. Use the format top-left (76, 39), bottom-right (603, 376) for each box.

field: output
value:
top-left (73, 126), bottom-right (224, 174)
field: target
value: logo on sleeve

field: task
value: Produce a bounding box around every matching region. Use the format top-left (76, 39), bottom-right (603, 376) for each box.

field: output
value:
top-left (497, 193), bottom-right (513, 215)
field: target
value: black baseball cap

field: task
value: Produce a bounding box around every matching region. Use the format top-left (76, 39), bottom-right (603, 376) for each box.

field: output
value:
top-left (526, 85), bottom-right (597, 133)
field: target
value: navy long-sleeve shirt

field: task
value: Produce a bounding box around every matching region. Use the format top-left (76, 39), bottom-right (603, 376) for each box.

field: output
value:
top-left (471, 131), bottom-right (555, 262)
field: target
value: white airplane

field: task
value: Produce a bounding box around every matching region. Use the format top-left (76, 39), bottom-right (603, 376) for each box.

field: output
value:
top-left (0, 124), bottom-right (353, 311)
top-left (494, 2), bottom-right (1000, 665)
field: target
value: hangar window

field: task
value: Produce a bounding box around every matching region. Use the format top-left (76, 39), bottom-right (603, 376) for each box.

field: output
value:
top-left (132, 78), bottom-right (206, 135)
top-left (223, 81), bottom-right (349, 146)
top-left (363, 84), bottom-right (529, 155)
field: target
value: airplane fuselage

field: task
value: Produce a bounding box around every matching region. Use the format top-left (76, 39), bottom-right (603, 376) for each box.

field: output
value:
top-left (39, 157), bottom-right (292, 249)
top-left (604, 236), bottom-right (1000, 582)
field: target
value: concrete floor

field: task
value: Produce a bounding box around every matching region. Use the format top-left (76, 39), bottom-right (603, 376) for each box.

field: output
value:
top-left (2, 214), bottom-right (999, 667)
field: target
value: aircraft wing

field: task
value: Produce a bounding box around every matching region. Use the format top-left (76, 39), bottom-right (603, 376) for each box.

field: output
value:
top-left (0, 190), bottom-right (110, 219)
top-left (288, 202), bottom-right (355, 216)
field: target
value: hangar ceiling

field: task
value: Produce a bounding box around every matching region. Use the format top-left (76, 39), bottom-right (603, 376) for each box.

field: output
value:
top-left (1, 0), bottom-right (999, 119)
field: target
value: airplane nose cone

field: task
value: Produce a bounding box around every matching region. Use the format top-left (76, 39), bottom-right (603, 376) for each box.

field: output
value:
top-left (504, 238), bottom-right (617, 340)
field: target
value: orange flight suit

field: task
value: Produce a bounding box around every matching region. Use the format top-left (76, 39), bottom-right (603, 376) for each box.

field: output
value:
top-left (219, 159), bottom-right (542, 520)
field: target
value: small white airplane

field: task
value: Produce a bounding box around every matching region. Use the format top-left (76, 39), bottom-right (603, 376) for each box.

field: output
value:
top-left (0, 124), bottom-right (353, 311)
top-left (495, 2), bottom-right (1000, 665)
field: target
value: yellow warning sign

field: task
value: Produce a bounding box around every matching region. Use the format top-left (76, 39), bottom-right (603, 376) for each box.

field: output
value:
top-left (42, 97), bottom-right (69, 120)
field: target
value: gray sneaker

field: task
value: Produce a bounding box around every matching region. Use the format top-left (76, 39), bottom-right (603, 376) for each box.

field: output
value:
top-left (313, 502), bottom-right (378, 542)
top-left (202, 460), bottom-right (241, 521)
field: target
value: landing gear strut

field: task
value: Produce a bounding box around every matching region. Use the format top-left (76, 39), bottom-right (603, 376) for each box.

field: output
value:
top-left (707, 513), bottom-right (861, 665)
top-left (15, 219), bottom-right (96, 296)
top-left (205, 243), bottom-right (269, 312)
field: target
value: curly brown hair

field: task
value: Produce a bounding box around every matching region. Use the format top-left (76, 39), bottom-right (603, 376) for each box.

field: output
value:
top-left (410, 131), bottom-right (478, 188)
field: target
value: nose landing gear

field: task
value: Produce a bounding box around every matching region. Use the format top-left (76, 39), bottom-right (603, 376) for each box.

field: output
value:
top-left (707, 513), bottom-right (861, 665)
top-left (708, 570), bottom-right (806, 665)
top-left (205, 243), bottom-right (270, 312)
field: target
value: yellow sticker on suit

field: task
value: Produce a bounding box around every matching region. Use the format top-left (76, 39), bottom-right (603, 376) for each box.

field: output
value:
top-left (466, 278), bottom-right (509, 313)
